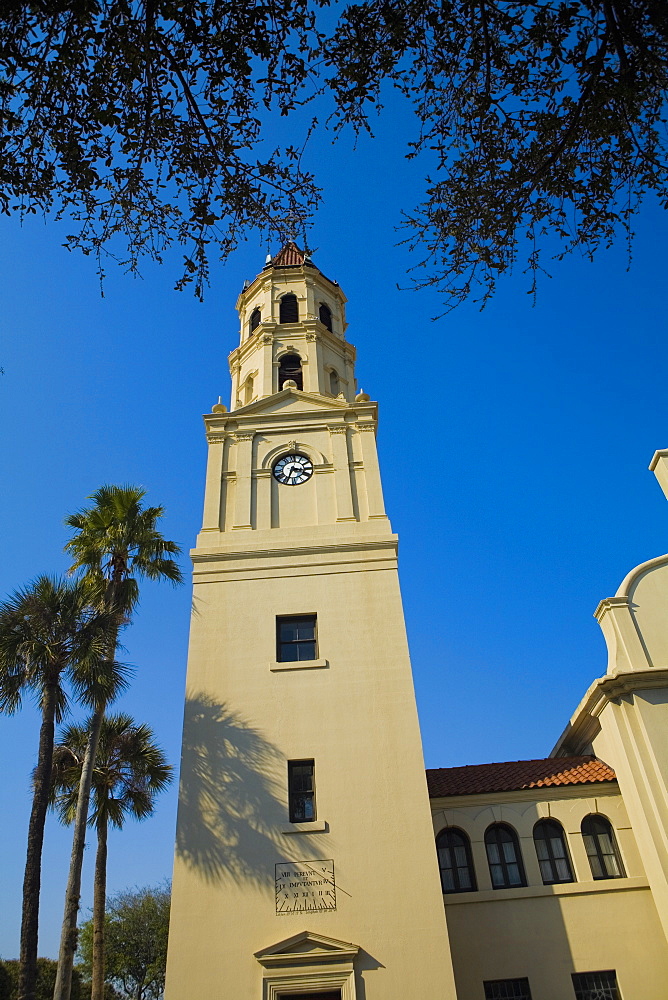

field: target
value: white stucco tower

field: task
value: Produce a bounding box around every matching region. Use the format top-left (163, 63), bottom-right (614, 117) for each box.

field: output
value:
top-left (165, 244), bottom-right (456, 999)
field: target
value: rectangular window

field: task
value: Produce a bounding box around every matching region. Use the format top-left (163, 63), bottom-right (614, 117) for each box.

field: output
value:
top-left (484, 980), bottom-right (532, 1000)
top-left (277, 614), bottom-right (317, 662)
top-left (572, 971), bottom-right (620, 1000)
top-left (288, 760), bottom-right (316, 823)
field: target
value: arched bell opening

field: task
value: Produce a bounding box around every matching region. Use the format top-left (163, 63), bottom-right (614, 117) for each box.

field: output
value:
top-left (319, 303), bottom-right (333, 332)
top-left (329, 369), bottom-right (340, 396)
top-left (279, 293), bottom-right (299, 324)
top-left (278, 353), bottom-right (303, 391)
top-left (248, 307), bottom-right (261, 336)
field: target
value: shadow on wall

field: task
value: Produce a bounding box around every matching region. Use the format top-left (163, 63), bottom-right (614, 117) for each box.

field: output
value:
top-left (176, 691), bottom-right (327, 889)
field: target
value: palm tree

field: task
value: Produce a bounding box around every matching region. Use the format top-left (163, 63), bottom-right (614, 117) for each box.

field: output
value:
top-left (0, 577), bottom-right (123, 1000)
top-left (51, 714), bottom-right (172, 1000)
top-left (53, 486), bottom-right (181, 1000)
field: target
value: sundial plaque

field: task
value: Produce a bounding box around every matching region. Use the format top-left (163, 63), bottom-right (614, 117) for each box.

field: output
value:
top-left (275, 859), bottom-right (336, 914)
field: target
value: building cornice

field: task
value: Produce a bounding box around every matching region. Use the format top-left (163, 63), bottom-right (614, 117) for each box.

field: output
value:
top-left (192, 537), bottom-right (398, 564)
top-left (551, 667), bottom-right (668, 756)
top-left (600, 553), bottom-right (668, 603)
top-left (442, 875), bottom-right (649, 907)
top-left (429, 781), bottom-right (619, 811)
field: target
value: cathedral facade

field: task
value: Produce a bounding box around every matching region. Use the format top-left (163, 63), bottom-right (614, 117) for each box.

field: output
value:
top-left (165, 245), bottom-right (668, 1000)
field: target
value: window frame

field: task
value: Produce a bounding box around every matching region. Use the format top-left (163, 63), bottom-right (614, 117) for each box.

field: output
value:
top-left (276, 614), bottom-right (318, 663)
top-left (571, 970), bottom-right (620, 1000)
top-left (533, 818), bottom-right (574, 885)
top-left (288, 759), bottom-right (316, 824)
top-left (484, 823), bottom-right (527, 889)
top-left (581, 814), bottom-right (625, 880)
top-left (483, 978), bottom-right (533, 1000)
top-left (436, 826), bottom-right (477, 894)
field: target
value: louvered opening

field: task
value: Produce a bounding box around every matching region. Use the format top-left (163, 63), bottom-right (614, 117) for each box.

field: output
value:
top-left (279, 294), bottom-right (299, 323)
top-left (249, 308), bottom-right (261, 334)
top-left (319, 303), bottom-right (332, 331)
top-left (278, 353), bottom-right (303, 390)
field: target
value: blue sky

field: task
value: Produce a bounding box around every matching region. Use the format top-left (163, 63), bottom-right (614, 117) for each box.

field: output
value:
top-left (1, 94), bottom-right (668, 961)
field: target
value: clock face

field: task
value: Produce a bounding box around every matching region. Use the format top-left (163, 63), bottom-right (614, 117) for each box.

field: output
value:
top-left (273, 453), bottom-right (313, 486)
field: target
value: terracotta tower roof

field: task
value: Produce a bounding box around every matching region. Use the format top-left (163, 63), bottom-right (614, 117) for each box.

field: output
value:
top-left (270, 241), bottom-right (308, 267)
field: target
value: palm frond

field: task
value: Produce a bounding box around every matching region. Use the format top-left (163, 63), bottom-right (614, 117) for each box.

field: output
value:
top-left (64, 485), bottom-right (183, 613)
top-left (50, 713), bottom-right (173, 831)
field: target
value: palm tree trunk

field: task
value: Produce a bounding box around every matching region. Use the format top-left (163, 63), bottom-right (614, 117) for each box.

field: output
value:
top-left (18, 682), bottom-right (58, 1000)
top-left (52, 707), bottom-right (104, 1000)
top-left (91, 817), bottom-right (108, 1000)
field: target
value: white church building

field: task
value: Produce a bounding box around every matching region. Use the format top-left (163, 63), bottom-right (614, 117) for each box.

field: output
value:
top-left (165, 244), bottom-right (668, 1000)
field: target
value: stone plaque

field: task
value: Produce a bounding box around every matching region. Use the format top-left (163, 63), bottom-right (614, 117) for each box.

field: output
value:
top-left (275, 860), bottom-right (336, 914)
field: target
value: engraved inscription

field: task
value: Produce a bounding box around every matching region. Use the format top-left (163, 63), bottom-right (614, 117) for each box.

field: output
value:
top-left (275, 860), bottom-right (336, 914)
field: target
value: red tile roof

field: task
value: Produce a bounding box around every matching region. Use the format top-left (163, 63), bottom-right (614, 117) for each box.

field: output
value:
top-left (271, 241), bottom-right (307, 267)
top-left (427, 756), bottom-right (616, 798)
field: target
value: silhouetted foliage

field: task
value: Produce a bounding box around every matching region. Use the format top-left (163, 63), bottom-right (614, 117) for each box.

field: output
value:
top-left (327, 0), bottom-right (668, 307)
top-left (1, 1), bottom-right (666, 305)
top-left (0, 0), bottom-right (320, 298)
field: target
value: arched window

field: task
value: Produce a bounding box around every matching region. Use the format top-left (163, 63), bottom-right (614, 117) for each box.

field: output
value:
top-left (581, 814), bottom-right (624, 879)
top-left (485, 824), bottom-right (526, 889)
top-left (533, 819), bottom-right (574, 884)
top-left (244, 375), bottom-right (254, 406)
top-left (249, 307), bottom-right (261, 335)
top-left (436, 827), bottom-right (476, 893)
top-left (278, 353), bottom-right (303, 391)
top-left (319, 302), bottom-right (333, 331)
top-left (279, 293), bottom-right (299, 324)
top-left (329, 369), bottom-right (340, 396)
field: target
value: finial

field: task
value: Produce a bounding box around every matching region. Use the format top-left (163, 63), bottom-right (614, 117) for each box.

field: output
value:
top-left (212, 395), bottom-right (227, 413)
top-left (282, 379), bottom-right (298, 390)
top-left (265, 253), bottom-right (272, 264)
top-left (355, 389), bottom-right (371, 402)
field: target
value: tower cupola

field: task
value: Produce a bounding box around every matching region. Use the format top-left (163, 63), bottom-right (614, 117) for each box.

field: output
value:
top-left (228, 242), bottom-right (356, 409)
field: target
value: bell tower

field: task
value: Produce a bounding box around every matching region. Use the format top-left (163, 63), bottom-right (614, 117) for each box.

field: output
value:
top-left (230, 242), bottom-right (356, 406)
top-left (165, 244), bottom-right (456, 999)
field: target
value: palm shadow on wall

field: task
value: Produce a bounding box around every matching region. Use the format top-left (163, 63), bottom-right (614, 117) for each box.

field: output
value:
top-left (176, 691), bottom-right (325, 890)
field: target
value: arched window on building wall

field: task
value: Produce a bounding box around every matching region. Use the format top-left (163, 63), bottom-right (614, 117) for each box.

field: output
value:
top-left (278, 353), bottom-right (303, 391)
top-left (484, 823), bottom-right (526, 889)
top-left (436, 827), bottom-right (477, 893)
top-left (249, 308), bottom-right (261, 336)
top-left (533, 819), bottom-right (574, 884)
top-left (329, 369), bottom-right (340, 396)
top-left (581, 814), bottom-right (625, 879)
top-left (244, 375), bottom-right (254, 406)
top-left (279, 293), bottom-right (299, 323)
top-left (319, 302), bottom-right (333, 332)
